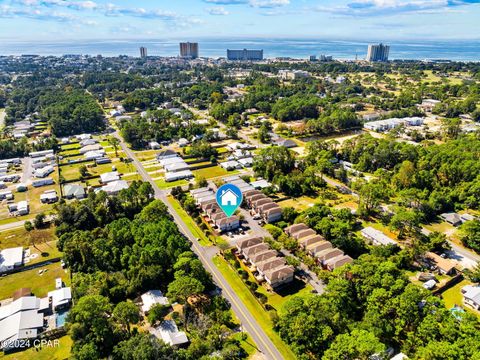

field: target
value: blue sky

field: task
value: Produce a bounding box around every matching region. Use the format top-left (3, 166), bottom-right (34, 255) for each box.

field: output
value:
top-left (1, 0), bottom-right (479, 41)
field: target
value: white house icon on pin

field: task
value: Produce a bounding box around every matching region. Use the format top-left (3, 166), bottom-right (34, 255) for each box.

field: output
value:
top-left (220, 189), bottom-right (238, 206)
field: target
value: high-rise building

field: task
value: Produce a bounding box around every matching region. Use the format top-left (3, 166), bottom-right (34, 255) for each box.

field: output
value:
top-left (180, 42), bottom-right (199, 59)
top-left (366, 43), bottom-right (390, 62)
top-left (140, 47), bottom-right (147, 58)
top-left (227, 49), bottom-right (263, 61)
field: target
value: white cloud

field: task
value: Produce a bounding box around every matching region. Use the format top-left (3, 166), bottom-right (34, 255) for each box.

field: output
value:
top-left (206, 6), bottom-right (230, 15)
top-left (249, 0), bottom-right (290, 7)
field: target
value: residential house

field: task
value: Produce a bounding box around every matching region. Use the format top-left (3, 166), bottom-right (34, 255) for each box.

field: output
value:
top-left (0, 247), bottom-right (24, 273)
top-left (84, 150), bottom-right (106, 160)
top-left (284, 223), bottom-right (309, 237)
top-left (263, 206), bottom-right (282, 223)
top-left (151, 320), bottom-right (189, 347)
top-left (215, 216), bottom-right (240, 232)
top-left (164, 170), bottom-right (193, 182)
top-left (263, 265), bottom-right (295, 288)
top-left (461, 285), bottom-right (480, 310)
top-left (361, 227), bottom-right (397, 246)
top-left (156, 150), bottom-right (178, 162)
top-left (34, 165), bottom-right (54, 178)
top-left (236, 237), bottom-right (263, 253)
top-left (440, 212), bottom-right (463, 226)
top-left (102, 180), bottom-right (129, 195)
top-left (100, 171), bottom-right (120, 184)
top-left (64, 184), bottom-right (86, 199)
top-left (324, 255), bottom-right (353, 271)
top-left (316, 248), bottom-right (344, 264)
top-left (249, 250), bottom-right (278, 264)
top-left (243, 243), bottom-right (270, 261)
top-left (426, 252), bottom-right (458, 275)
top-left (141, 290), bottom-right (169, 313)
top-left (79, 144), bottom-right (102, 154)
top-left (292, 228), bottom-right (316, 241)
top-left (32, 178), bottom-right (54, 188)
top-left (48, 287), bottom-right (72, 312)
top-left (40, 190), bottom-right (58, 204)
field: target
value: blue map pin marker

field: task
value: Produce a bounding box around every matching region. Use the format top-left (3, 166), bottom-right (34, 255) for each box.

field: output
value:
top-left (216, 183), bottom-right (243, 217)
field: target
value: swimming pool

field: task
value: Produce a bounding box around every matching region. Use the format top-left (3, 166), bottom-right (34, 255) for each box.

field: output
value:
top-left (55, 310), bottom-right (69, 328)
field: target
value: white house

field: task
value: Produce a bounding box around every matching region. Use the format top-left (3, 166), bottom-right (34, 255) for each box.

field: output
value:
top-left (220, 189), bottom-right (239, 207)
top-left (64, 184), bottom-right (86, 199)
top-left (0, 247), bottom-right (24, 273)
top-left (34, 165), bottom-right (54, 178)
top-left (100, 171), bottom-right (120, 184)
top-left (102, 180), bottom-right (129, 195)
top-left (462, 285), bottom-right (480, 310)
top-left (141, 290), bottom-right (169, 313)
top-left (150, 320), bottom-right (189, 347)
top-left (48, 287), bottom-right (72, 311)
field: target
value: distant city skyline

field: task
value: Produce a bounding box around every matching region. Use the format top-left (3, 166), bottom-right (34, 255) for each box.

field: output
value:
top-left (1, 0), bottom-right (480, 42)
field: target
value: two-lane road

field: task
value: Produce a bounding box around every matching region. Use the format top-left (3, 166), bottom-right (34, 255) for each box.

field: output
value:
top-left (114, 131), bottom-right (284, 360)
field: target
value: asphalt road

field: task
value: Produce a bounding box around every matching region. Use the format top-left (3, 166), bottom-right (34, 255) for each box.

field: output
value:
top-left (113, 131), bottom-right (284, 360)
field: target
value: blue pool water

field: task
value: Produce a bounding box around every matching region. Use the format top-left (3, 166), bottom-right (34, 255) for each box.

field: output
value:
top-left (55, 311), bottom-right (69, 328)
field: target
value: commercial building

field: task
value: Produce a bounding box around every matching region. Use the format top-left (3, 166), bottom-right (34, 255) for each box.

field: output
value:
top-left (227, 49), bottom-right (263, 61)
top-left (140, 46), bottom-right (147, 58)
top-left (363, 117), bottom-right (424, 132)
top-left (366, 43), bottom-right (390, 62)
top-left (180, 42), bottom-right (199, 59)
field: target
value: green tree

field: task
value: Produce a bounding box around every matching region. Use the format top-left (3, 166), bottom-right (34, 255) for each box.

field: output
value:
top-left (112, 301), bottom-right (140, 335)
top-left (167, 275), bottom-right (205, 304)
top-left (322, 329), bottom-right (386, 360)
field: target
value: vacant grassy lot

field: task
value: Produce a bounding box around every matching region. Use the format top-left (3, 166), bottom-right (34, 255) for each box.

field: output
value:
top-left (0, 226), bottom-right (56, 250)
top-left (193, 165), bottom-right (231, 180)
top-left (154, 178), bottom-right (188, 189)
top-left (0, 262), bottom-right (69, 299)
top-left (28, 239), bottom-right (62, 265)
top-left (213, 255), bottom-right (297, 360)
top-left (277, 196), bottom-right (317, 211)
top-left (0, 335), bottom-right (72, 360)
top-left (135, 149), bottom-right (159, 162)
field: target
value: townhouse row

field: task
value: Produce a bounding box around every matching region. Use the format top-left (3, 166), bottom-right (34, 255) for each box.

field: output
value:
top-left (284, 223), bottom-right (353, 271)
top-left (236, 236), bottom-right (294, 289)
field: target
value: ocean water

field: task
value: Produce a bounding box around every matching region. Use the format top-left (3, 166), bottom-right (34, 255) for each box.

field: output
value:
top-left (1, 38), bottom-right (479, 61)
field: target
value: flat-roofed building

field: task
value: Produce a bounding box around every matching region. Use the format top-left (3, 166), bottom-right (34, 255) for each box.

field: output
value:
top-left (227, 49), bottom-right (263, 61)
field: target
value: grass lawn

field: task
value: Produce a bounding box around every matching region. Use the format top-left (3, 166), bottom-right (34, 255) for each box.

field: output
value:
top-left (59, 162), bottom-right (92, 182)
top-left (442, 279), bottom-right (480, 318)
top-left (1, 227), bottom-right (32, 248)
top-left (277, 196), bottom-right (317, 211)
top-left (192, 165), bottom-right (231, 180)
top-left (167, 196), bottom-right (212, 246)
top-left (0, 335), bottom-right (72, 360)
top-left (59, 143), bottom-right (80, 151)
top-left (213, 255), bottom-right (297, 360)
top-left (0, 262), bottom-right (69, 300)
top-left (28, 239), bottom-right (62, 265)
top-left (154, 178), bottom-right (188, 189)
top-left (135, 149), bottom-right (159, 162)
top-left (256, 278), bottom-right (313, 311)
top-left (423, 221), bottom-right (456, 234)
